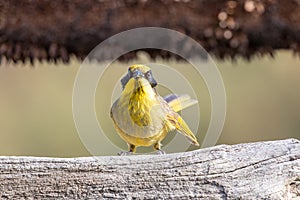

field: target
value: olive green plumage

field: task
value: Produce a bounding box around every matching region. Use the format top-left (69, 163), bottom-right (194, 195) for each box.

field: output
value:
top-left (110, 64), bottom-right (199, 155)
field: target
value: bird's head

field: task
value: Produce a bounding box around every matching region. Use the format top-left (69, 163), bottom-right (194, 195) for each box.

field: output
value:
top-left (121, 64), bottom-right (157, 89)
top-left (120, 65), bottom-right (157, 106)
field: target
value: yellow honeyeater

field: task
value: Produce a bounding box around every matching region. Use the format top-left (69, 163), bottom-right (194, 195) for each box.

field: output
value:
top-left (110, 64), bottom-right (199, 155)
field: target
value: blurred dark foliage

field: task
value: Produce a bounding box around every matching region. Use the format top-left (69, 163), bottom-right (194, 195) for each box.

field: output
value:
top-left (0, 0), bottom-right (299, 63)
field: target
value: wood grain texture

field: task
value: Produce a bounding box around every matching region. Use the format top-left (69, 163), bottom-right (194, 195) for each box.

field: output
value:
top-left (0, 139), bottom-right (299, 199)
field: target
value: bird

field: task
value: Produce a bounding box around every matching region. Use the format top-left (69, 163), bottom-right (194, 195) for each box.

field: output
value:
top-left (110, 64), bottom-right (199, 155)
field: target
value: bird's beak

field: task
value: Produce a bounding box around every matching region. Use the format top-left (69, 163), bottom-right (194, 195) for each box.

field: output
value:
top-left (132, 69), bottom-right (143, 79)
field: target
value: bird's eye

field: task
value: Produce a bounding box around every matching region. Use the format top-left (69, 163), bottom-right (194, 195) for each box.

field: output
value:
top-left (145, 71), bottom-right (151, 78)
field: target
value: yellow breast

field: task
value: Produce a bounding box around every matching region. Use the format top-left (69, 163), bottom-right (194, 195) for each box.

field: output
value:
top-left (111, 77), bottom-right (166, 143)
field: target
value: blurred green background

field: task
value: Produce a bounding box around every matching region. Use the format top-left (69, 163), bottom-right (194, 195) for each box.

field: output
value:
top-left (0, 51), bottom-right (299, 157)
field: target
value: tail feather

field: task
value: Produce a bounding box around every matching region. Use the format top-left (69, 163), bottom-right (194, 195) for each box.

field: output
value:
top-left (166, 114), bottom-right (199, 146)
top-left (164, 94), bottom-right (198, 112)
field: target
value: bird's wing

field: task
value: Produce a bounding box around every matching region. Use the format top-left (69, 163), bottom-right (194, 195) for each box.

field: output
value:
top-left (166, 114), bottom-right (199, 146)
top-left (164, 94), bottom-right (198, 112)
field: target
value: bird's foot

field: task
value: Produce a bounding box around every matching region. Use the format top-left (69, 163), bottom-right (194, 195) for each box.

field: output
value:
top-left (118, 151), bottom-right (133, 156)
top-left (155, 150), bottom-right (166, 155)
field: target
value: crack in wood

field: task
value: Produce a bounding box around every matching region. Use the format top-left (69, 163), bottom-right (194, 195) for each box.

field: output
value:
top-left (0, 139), bottom-right (299, 199)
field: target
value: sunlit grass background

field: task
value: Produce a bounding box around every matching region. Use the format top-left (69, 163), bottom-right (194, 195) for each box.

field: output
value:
top-left (0, 51), bottom-right (299, 157)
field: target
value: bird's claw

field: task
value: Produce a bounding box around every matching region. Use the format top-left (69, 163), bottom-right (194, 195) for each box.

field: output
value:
top-left (155, 150), bottom-right (166, 155)
top-left (118, 151), bottom-right (133, 156)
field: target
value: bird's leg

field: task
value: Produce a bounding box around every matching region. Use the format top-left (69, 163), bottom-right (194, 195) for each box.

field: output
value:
top-left (153, 142), bottom-right (166, 155)
top-left (118, 144), bottom-right (136, 156)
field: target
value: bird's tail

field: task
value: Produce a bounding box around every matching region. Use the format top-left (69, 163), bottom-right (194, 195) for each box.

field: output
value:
top-left (166, 115), bottom-right (199, 146)
top-left (164, 94), bottom-right (198, 112)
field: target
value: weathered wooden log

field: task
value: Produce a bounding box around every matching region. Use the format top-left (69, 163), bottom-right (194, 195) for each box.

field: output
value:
top-left (0, 139), bottom-right (299, 199)
top-left (0, 0), bottom-right (300, 63)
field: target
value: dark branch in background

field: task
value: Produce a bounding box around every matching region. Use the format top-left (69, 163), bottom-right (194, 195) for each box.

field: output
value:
top-left (0, 0), bottom-right (300, 63)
